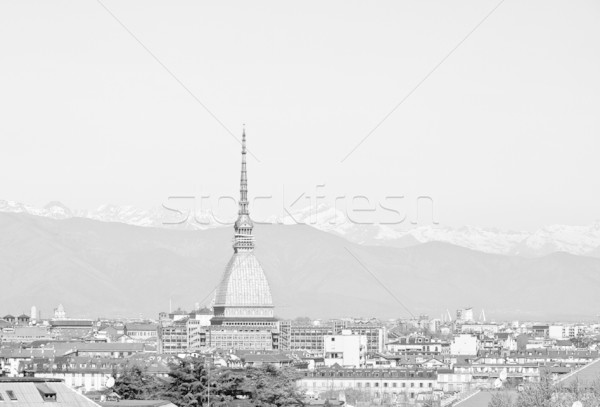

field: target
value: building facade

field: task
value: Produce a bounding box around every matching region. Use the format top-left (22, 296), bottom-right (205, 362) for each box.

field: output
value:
top-left (299, 368), bottom-right (438, 402)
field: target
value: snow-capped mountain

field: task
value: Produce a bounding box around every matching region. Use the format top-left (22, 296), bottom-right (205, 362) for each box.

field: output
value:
top-left (2, 199), bottom-right (600, 257)
top-left (270, 203), bottom-right (600, 257)
top-left (0, 200), bottom-right (216, 230)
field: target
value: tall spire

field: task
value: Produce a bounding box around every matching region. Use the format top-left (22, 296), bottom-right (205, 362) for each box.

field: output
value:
top-left (233, 127), bottom-right (254, 252)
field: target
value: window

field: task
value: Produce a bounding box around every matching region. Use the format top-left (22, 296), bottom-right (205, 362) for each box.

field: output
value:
top-left (6, 391), bottom-right (17, 401)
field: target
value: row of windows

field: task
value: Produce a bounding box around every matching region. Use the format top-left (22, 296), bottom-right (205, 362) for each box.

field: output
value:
top-left (304, 371), bottom-right (434, 379)
top-left (306, 381), bottom-right (433, 389)
top-left (358, 382), bottom-right (432, 388)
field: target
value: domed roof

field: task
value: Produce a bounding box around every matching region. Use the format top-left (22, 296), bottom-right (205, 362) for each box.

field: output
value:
top-left (214, 252), bottom-right (273, 307)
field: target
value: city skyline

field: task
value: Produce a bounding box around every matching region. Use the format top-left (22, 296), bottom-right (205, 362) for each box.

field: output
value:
top-left (1, 2), bottom-right (599, 406)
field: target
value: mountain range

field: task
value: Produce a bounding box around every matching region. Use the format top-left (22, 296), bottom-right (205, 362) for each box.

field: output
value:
top-left (1, 208), bottom-right (599, 321)
top-left (2, 200), bottom-right (600, 258)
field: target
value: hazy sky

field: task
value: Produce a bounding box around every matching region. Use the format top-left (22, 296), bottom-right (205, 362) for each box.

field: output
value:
top-left (1, 0), bottom-right (599, 231)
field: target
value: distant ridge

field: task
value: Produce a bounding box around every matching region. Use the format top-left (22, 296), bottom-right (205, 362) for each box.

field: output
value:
top-left (1, 211), bottom-right (599, 321)
top-left (2, 199), bottom-right (600, 258)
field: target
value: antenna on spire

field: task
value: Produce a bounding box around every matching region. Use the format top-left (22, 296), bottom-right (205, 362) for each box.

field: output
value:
top-left (242, 125), bottom-right (246, 153)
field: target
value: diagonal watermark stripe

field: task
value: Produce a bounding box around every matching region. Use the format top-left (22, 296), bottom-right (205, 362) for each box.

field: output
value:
top-left (197, 252), bottom-right (259, 307)
top-left (96, 0), bottom-right (260, 162)
top-left (344, 246), bottom-right (415, 318)
top-left (341, 0), bottom-right (506, 163)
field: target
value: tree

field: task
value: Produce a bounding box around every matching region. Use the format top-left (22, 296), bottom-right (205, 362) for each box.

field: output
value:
top-left (161, 357), bottom-right (209, 407)
top-left (489, 391), bottom-right (514, 407)
top-left (515, 374), bottom-right (555, 407)
top-left (113, 365), bottom-right (162, 400)
top-left (114, 358), bottom-right (307, 407)
top-left (209, 368), bottom-right (246, 406)
top-left (240, 365), bottom-right (305, 407)
top-left (293, 317), bottom-right (312, 325)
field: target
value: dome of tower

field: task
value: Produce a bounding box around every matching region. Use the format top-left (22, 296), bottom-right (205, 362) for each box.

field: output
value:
top-left (214, 252), bottom-right (273, 307)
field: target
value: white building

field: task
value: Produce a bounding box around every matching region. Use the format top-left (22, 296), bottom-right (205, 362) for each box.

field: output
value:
top-left (549, 325), bottom-right (584, 340)
top-left (457, 308), bottom-right (474, 322)
top-left (450, 334), bottom-right (477, 355)
top-left (429, 319), bottom-right (441, 333)
top-left (299, 369), bottom-right (439, 402)
top-left (324, 331), bottom-right (367, 368)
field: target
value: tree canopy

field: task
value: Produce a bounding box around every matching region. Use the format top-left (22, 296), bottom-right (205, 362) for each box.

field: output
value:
top-left (114, 358), bottom-right (305, 407)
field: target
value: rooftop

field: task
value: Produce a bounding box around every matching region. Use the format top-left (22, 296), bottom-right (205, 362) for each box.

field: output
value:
top-left (98, 401), bottom-right (174, 407)
top-left (0, 378), bottom-right (100, 407)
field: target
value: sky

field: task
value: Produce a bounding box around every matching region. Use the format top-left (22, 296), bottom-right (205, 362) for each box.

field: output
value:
top-left (1, 0), bottom-right (599, 231)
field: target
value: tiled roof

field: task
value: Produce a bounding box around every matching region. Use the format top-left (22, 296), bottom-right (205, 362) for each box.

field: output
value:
top-left (455, 390), bottom-right (518, 407)
top-left (49, 320), bottom-right (94, 327)
top-left (0, 349), bottom-right (69, 359)
top-left (99, 401), bottom-right (175, 407)
top-left (21, 342), bottom-right (147, 353)
top-left (242, 354), bottom-right (293, 363)
top-left (125, 323), bottom-right (158, 331)
top-left (559, 358), bottom-right (600, 385)
top-left (0, 378), bottom-right (100, 407)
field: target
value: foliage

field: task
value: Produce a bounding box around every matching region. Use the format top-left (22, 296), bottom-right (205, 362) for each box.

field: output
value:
top-left (488, 375), bottom-right (600, 407)
top-left (114, 358), bottom-right (305, 407)
top-left (239, 364), bottom-right (305, 407)
top-left (488, 391), bottom-right (514, 407)
top-left (161, 357), bottom-right (209, 407)
top-left (293, 317), bottom-right (312, 325)
top-left (113, 365), bottom-right (163, 400)
top-left (516, 374), bottom-right (555, 407)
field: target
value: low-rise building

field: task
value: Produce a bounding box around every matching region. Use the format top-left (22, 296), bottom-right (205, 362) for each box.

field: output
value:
top-left (299, 368), bottom-right (438, 402)
top-left (386, 335), bottom-right (444, 355)
top-left (124, 323), bottom-right (158, 341)
top-left (450, 334), bottom-right (477, 356)
top-left (1, 326), bottom-right (52, 343)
